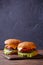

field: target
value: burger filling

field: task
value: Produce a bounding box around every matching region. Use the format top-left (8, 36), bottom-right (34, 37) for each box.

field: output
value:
top-left (4, 46), bottom-right (17, 55)
top-left (18, 48), bottom-right (38, 57)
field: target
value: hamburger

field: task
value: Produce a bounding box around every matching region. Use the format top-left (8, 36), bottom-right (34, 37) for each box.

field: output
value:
top-left (4, 39), bottom-right (22, 55)
top-left (17, 42), bottom-right (38, 58)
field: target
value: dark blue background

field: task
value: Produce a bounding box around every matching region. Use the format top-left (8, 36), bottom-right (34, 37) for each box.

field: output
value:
top-left (0, 0), bottom-right (43, 49)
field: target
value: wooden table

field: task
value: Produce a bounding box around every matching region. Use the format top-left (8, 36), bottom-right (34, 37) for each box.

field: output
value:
top-left (0, 50), bottom-right (43, 65)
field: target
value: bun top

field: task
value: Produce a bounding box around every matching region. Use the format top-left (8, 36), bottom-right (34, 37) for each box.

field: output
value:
top-left (4, 39), bottom-right (22, 45)
top-left (18, 42), bottom-right (36, 50)
top-left (4, 39), bottom-right (22, 49)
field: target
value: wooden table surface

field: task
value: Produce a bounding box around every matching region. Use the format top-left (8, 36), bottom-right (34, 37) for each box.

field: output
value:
top-left (0, 50), bottom-right (43, 65)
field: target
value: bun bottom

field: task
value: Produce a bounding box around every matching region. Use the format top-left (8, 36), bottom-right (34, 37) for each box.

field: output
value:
top-left (18, 51), bottom-right (38, 58)
top-left (4, 48), bottom-right (17, 55)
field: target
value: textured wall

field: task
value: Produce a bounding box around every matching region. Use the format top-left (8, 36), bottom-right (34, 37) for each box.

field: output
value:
top-left (0, 0), bottom-right (43, 49)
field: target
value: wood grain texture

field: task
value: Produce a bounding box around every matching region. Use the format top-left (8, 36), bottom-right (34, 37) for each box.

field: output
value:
top-left (0, 50), bottom-right (43, 65)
